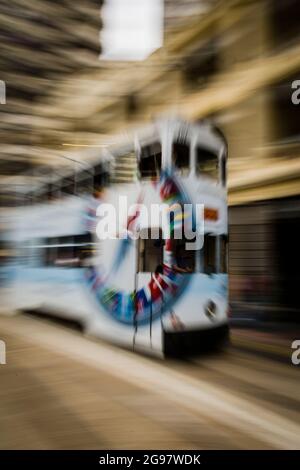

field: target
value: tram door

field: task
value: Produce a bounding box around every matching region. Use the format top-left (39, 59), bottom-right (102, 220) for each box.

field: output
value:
top-left (276, 215), bottom-right (300, 316)
top-left (135, 228), bottom-right (164, 351)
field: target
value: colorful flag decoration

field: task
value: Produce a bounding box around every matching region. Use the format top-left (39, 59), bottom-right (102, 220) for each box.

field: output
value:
top-left (84, 171), bottom-right (193, 325)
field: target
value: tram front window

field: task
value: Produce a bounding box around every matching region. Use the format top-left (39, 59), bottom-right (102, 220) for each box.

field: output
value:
top-left (139, 142), bottom-right (161, 180)
top-left (196, 147), bottom-right (219, 181)
top-left (220, 234), bottom-right (228, 273)
top-left (203, 234), bottom-right (216, 274)
top-left (172, 237), bottom-right (196, 273)
top-left (138, 228), bottom-right (164, 272)
top-left (172, 141), bottom-right (190, 175)
top-left (202, 234), bottom-right (227, 274)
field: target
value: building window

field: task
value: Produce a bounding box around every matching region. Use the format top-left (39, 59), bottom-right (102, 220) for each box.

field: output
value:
top-left (272, 75), bottom-right (300, 144)
top-left (271, 0), bottom-right (300, 48)
top-left (183, 41), bottom-right (218, 89)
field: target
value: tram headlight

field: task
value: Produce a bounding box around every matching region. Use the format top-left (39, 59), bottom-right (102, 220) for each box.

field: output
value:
top-left (205, 300), bottom-right (217, 320)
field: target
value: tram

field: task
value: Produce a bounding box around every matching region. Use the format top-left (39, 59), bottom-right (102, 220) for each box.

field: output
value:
top-left (11, 119), bottom-right (229, 357)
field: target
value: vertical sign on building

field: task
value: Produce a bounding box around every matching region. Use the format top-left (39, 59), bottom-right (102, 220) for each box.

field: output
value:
top-left (100, 0), bottom-right (164, 61)
top-left (0, 340), bottom-right (6, 364)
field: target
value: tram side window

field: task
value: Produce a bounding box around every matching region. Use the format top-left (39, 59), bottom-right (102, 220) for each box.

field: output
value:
top-left (196, 147), bottom-right (219, 181)
top-left (94, 164), bottom-right (109, 192)
top-left (138, 228), bottom-right (164, 272)
top-left (139, 142), bottom-right (161, 179)
top-left (220, 235), bottom-right (228, 273)
top-left (77, 170), bottom-right (94, 195)
top-left (172, 141), bottom-right (190, 174)
top-left (61, 176), bottom-right (75, 196)
top-left (44, 234), bottom-right (93, 268)
top-left (203, 234), bottom-right (216, 274)
top-left (221, 156), bottom-right (226, 186)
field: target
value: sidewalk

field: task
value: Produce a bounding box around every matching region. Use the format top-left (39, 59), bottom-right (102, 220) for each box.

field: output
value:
top-left (230, 323), bottom-right (299, 364)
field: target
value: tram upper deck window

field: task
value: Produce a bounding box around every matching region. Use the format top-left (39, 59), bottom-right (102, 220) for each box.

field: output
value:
top-left (94, 164), bottom-right (110, 191)
top-left (196, 147), bottom-right (219, 182)
top-left (172, 141), bottom-right (190, 175)
top-left (139, 142), bottom-right (161, 180)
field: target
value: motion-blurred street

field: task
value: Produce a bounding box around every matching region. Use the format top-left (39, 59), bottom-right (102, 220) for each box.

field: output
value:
top-left (0, 313), bottom-right (299, 450)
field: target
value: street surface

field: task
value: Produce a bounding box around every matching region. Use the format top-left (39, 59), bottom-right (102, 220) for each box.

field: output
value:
top-left (0, 314), bottom-right (299, 449)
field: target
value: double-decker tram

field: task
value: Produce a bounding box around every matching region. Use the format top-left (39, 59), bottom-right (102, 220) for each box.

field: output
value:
top-left (11, 119), bottom-right (228, 357)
